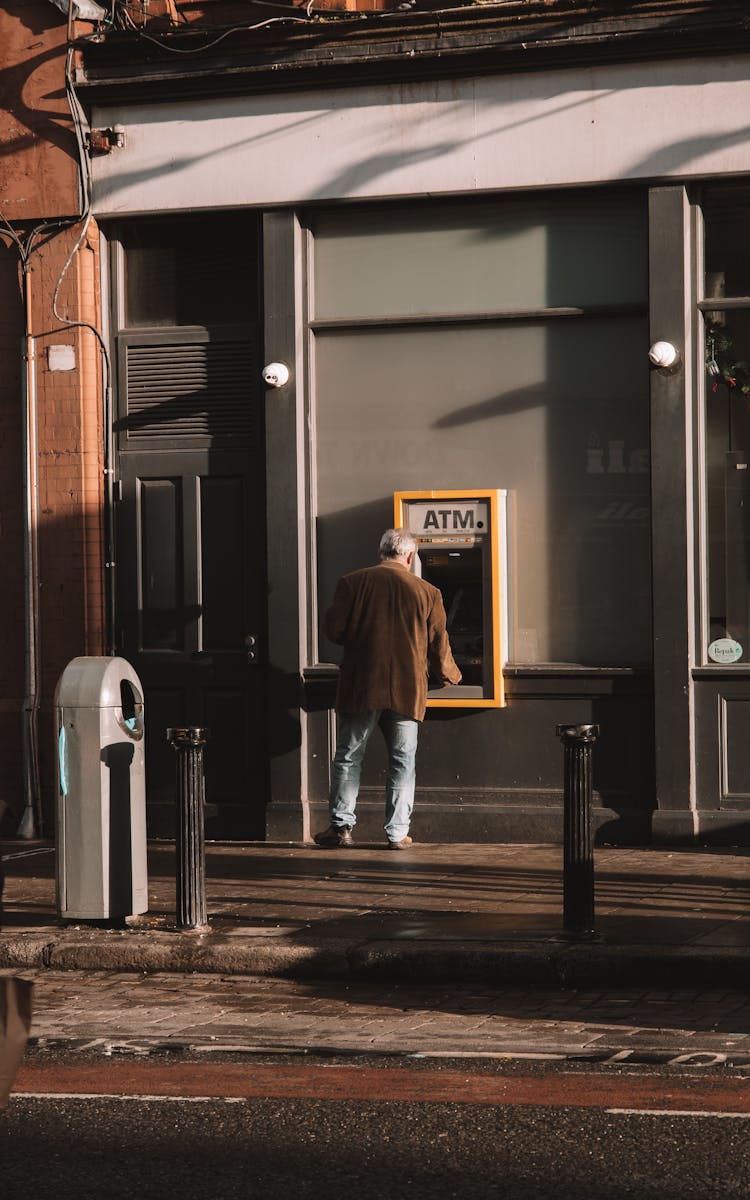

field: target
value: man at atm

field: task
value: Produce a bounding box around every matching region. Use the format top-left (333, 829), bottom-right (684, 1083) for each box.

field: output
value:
top-left (314, 528), bottom-right (462, 850)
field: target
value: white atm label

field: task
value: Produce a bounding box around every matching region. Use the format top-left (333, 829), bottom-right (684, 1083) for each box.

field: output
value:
top-left (405, 502), bottom-right (489, 535)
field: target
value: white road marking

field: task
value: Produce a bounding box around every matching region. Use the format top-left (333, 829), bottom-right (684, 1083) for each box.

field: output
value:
top-left (408, 1051), bottom-right (567, 1061)
top-left (12, 1096), bottom-right (750, 1117)
top-left (12, 1093), bottom-right (242, 1103)
top-left (606, 1108), bottom-right (750, 1119)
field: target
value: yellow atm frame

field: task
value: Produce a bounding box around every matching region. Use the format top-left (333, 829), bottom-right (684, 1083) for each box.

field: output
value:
top-left (394, 489), bottom-right (508, 709)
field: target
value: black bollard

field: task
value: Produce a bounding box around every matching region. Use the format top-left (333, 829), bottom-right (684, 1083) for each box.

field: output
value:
top-left (556, 723), bottom-right (600, 937)
top-left (167, 726), bottom-right (210, 930)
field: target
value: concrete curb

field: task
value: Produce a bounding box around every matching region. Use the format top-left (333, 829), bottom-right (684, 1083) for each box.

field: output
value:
top-left (1, 929), bottom-right (748, 986)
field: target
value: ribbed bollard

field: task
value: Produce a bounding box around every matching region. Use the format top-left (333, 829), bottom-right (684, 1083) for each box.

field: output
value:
top-left (167, 726), bottom-right (210, 930)
top-left (556, 723), bottom-right (600, 938)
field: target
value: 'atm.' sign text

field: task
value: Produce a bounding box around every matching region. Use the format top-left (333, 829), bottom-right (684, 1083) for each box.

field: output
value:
top-left (405, 502), bottom-right (489, 536)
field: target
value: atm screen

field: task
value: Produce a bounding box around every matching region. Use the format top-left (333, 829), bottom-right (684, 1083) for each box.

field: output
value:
top-left (420, 546), bottom-right (485, 687)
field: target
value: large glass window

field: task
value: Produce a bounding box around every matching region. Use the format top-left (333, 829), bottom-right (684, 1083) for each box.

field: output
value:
top-left (311, 194), bottom-right (651, 667)
top-left (701, 186), bottom-right (750, 663)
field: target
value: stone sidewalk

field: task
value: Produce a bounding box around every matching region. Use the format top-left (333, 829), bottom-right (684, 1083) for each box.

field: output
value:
top-left (2, 840), bottom-right (749, 1063)
top-left (1, 839), bottom-right (748, 987)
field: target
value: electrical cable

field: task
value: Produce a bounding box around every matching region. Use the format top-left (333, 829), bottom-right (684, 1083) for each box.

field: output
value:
top-left (0, 214), bottom-right (24, 259)
top-left (49, 49), bottom-right (111, 391)
top-left (117, 4), bottom-right (308, 51)
top-left (234, 1), bottom-right (308, 10)
top-left (109, 0), bottom-right (479, 32)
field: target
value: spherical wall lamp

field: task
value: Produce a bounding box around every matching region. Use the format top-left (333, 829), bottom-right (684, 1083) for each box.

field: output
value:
top-left (648, 341), bottom-right (681, 370)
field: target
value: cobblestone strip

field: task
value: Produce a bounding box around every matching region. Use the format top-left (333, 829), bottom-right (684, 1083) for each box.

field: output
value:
top-left (6, 969), bottom-right (750, 1068)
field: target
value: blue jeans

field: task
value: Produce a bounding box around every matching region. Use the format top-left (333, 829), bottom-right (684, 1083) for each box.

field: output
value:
top-left (329, 710), bottom-right (419, 842)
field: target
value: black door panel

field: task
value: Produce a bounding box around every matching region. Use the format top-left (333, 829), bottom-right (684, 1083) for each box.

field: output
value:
top-left (116, 452), bottom-right (267, 839)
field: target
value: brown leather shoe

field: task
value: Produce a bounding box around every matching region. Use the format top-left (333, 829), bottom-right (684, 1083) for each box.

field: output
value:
top-left (314, 824), bottom-right (354, 848)
top-left (387, 835), bottom-right (413, 850)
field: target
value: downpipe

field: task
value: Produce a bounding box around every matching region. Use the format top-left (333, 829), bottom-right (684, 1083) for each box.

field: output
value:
top-left (104, 381), bottom-right (116, 656)
top-left (18, 264), bottom-right (42, 839)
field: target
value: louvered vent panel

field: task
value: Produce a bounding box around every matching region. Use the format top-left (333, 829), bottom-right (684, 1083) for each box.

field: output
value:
top-left (125, 342), bottom-right (257, 442)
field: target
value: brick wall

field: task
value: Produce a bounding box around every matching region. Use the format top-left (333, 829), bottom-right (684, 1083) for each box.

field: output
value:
top-left (35, 226), bottom-right (107, 834)
top-left (0, 3), bottom-right (106, 834)
top-left (0, 226), bottom-right (107, 835)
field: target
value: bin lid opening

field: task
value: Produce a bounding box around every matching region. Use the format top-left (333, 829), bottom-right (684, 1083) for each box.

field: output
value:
top-left (120, 679), bottom-right (143, 725)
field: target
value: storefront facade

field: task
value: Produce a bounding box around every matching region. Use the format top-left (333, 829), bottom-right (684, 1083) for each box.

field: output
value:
top-left (63, 30), bottom-right (750, 848)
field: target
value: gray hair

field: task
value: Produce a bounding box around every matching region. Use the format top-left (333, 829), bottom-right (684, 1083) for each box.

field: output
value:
top-left (379, 528), bottom-right (417, 560)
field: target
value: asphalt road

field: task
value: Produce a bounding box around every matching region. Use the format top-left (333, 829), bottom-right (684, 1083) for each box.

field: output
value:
top-left (3, 1056), bottom-right (749, 1199)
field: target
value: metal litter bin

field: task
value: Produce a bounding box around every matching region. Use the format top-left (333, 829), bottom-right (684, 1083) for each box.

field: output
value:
top-left (55, 656), bottom-right (148, 921)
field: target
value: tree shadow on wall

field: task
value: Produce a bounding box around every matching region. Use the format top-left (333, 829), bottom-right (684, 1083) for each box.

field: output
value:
top-left (0, 3), bottom-right (78, 162)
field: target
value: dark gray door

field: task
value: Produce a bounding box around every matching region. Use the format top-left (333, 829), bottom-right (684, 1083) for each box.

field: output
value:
top-left (112, 216), bottom-right (266, 838)
top-left (116, 449), bottom-right (266, 839)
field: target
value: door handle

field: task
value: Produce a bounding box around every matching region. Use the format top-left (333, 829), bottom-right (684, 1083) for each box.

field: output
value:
top-left (245, 633), bottom-right (259, 664)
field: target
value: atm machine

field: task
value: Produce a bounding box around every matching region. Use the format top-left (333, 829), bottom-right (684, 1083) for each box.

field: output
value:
top-left (393, 489), bottom-right (511, 708)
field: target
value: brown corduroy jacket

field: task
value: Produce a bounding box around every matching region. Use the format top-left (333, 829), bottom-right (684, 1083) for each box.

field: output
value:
top-left (325, 559), bottom-right (462, 721)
